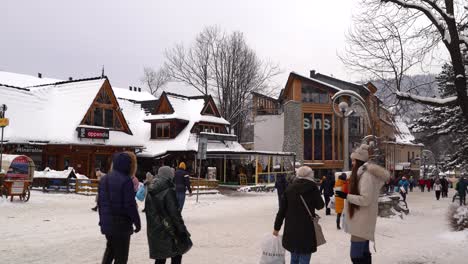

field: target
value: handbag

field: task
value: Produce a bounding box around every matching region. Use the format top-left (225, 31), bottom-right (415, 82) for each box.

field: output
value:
top-left (136, 184), bottom-right (146, 201)
top-left (300, 195), bottom-right (326, 247)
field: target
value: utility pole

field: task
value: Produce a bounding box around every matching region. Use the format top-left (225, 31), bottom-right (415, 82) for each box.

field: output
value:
top-left (0, 104), bottom-right (8, 170)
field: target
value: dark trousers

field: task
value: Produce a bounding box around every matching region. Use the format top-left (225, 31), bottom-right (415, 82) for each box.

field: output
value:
top-left (400, 191), bottom-right (407, 202)
top-left (324, 195), bottom-right (331, 215)
top-left (435, 191), bottom-right (441, 200)
top-left (102, 235), bottom-right (131, 264)
top-left (336, 213), bottom-right (342, 229)
top-left (420, 185), bottom-right (425, 192)
top-left (155, 255), bottom-right (182, 264)
top-left (460, 194), bottom-right (466, 206)
top-left (350, 240), bottom-right (371, 263)
top-left (176, 192), bottom-right (186, 211)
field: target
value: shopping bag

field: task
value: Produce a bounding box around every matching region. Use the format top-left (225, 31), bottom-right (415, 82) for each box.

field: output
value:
top-left (399, 186), bottom-right (406, 194)
top-left (328, 196), bottom-right (336, 210)
top-left (259, 234), bottom-right (285, 264)
top-left (136, 184), bottom-right (146, 201)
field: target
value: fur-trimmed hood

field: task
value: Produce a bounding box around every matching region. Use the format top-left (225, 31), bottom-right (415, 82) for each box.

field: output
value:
top-left (358, 162), bottom-right (390, 183)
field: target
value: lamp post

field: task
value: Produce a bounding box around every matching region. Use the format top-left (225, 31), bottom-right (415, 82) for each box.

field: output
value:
top-left (332, 90), bottom-right (380, 168)
top-left (0, 104), bottom-right (8, 171)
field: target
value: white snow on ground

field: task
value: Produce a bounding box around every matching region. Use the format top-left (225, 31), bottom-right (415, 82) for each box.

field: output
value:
top-left (1, 189), bottom-right (467, 264)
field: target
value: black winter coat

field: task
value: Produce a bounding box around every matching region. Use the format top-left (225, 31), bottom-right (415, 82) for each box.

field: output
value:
top-left (457, 179), bottom-right (468, 195)
top-left (174, 169), bottom-right (192, 194)
top-left (274, 179), bottom-right (325, 254)
top-left (145, 176), bottom-right (192, 259)
top-left (320, 175), bottom-right (335, 196)
top-left (275, 174), bottom-right (288, 197)
top-left (98, 153), bottom-right (141, 236)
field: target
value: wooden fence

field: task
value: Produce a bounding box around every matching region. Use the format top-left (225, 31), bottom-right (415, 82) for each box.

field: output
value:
top-left (190, 177), bottom-right (219, 193)
top-left (74, 179), bottom-right (100, 195)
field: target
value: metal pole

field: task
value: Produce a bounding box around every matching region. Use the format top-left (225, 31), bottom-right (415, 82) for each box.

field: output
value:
top-left (0, 127), bottom-right (4, 169)
top-left (255, 155), bottom-right (259, 185)
top-left (343, 116), bottom-right (349, 171)
top-left (196, 157), bottom-right (201, 203)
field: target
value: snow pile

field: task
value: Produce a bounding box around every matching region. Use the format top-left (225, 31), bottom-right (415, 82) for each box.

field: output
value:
top-left (449, 204), bottom-right (468, 231)
top-left (238, 184), bottom-right (275, 192)
top-left (34, 167), bottom-right (88, 179)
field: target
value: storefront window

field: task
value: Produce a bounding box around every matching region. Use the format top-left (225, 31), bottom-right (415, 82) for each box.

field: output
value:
top-left (303, 113), bottom-right (312, 160)
top-left (324, 114), bottom-right (333, 160)
top-left (314, 113), bottom-right (323, 160)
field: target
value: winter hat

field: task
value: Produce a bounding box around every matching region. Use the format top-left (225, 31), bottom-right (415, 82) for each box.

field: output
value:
top-left (179, 162), bottom-right (187, 170)
top-left (296, 166), bottom-right (315, 182)
top-left (339, 173), bottom-right (347, 181)
top-left (158, 166), bottom-right (174, 179)
top-left (350, 144), bottom-right (369, 162)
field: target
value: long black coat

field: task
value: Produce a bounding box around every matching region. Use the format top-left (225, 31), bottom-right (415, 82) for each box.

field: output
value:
top-left (274, 179), bottom-right (325, 254)
top-left (145, 176), bottom-right (192, 259)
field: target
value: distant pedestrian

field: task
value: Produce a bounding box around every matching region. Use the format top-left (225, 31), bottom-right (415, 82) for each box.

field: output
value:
top-left (273, 166), bottom-right (325, 264)
top-left (426, 178), bottom-right (432, 192)
top-left (398, 177), bottom-right (409, 202)
top-left (98, 152), bottom-right (141, 264)
top-left (335, 144), bottom-right (390, 264)
top-left (419, 179), bottom-right (425, 192)
top-left (434, 179), bottom-right (442, 200)
top-left (320, 173), bottom-right (335, 215)
top-left (275, 170), bottom-right (288, 208)
top-left (456, 177), bottom-right (468, 206)
top-left (142, 172), bottom-right (154, 212)
top-left (408, 176), bottom-right (415, 192)
top-left (334, 173), bottom-right (348, 230)
top-left (174, 162), bottom-right (192, 211)
top-left (145, 166), bottom-right (192, 264)
top-left (91, 169), bottom-right (104, 212)
top-left (440, 177), bottom-right (449, 198)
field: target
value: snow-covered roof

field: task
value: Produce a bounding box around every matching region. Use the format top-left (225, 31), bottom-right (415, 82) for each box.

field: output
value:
top-left (144, 94), bottom-right (229, 125)
top-left (0, 78), bottom-right (146, 147)
top-left (113, 87), bottom-right (156, 101)
top-left (0, 71), bottom-right (61, 87)
top-left (393, 116), bottom-right (422, 146)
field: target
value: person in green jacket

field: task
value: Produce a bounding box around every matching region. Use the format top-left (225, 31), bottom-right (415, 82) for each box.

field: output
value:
top-left (145, 166), bottom-right (192, 264)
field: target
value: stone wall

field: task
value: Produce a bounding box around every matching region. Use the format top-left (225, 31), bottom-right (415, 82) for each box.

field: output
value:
top-left (283, 100), bottom-right (303, 164)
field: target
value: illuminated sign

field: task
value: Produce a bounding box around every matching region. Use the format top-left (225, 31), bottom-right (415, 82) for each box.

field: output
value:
top-left (77, 127), bottom-right (109, 140)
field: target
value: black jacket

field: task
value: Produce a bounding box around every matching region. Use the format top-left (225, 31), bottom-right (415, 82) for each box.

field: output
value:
top-left (145, 175), bottom-right (192, 259)
top-left (274, 179), bottom-right (325, 254)
top-left (275, 174), bottom-right (288, 196)
top-left (174, 169), bottom-right (192, 194)
top-left (320, 175), bottom-right (335, 196)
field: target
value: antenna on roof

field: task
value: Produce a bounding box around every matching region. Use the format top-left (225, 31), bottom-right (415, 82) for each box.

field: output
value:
top-left (101, 65), bottom-right (105, 78)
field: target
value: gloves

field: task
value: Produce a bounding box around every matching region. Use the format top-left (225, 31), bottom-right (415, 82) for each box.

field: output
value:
top-left (335, 191), bottom-right (347, 199)
top-left (134, 225), bottom-right (141, 233)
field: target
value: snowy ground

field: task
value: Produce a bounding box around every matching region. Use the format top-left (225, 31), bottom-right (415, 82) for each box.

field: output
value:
top-left (1, 189), bottom-right (467, 264)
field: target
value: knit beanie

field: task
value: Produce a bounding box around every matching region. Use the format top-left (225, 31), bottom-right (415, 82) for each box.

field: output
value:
top-left (296, 166), bottom-right (315, 182)
top-left (350, 144), bottom-right (369, 162)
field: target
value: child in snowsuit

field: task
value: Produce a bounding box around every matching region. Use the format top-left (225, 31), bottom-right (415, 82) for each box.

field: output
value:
top-left (334, 173), bottom-right (348, 230)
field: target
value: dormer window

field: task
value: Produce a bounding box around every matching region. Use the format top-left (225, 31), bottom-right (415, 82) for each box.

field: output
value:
top-left (151, 122), bottom-right (171, 139)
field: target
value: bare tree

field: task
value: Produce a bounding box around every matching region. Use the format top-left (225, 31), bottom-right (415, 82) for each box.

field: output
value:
top-left (345, 0), bottom-right (468, 119)
top-left (141, 67), bottom-right (171, 96)
top-left (164, 26), bottom-right (281, 139)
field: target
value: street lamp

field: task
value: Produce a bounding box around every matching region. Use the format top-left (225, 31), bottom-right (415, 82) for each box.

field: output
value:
top-left (0, 104), bottom-right (8, 171)
top-left (332, 90), bottom-right (381, 169)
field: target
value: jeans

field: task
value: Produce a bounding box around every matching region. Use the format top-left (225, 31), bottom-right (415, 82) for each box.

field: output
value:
top-left (324, 195), bottom-right (331, 215)
top-left (436, 191), bottom-right (441, 200)
top-left (176, 191), bottom-right (186, 211)
top-left (102, 235), bottom-right (131, 264)
top-left (350, 240), bottom-right (370, 259)
top-left (155, 255), bottom-right (182, 264)
top-left (290, 252), bottom-right (311, 264)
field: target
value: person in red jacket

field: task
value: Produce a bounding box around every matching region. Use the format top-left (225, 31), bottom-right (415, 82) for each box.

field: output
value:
top-left (419, 179), bottom-right (426, 192)
top-left (426, 178), bottom-right (432, 192)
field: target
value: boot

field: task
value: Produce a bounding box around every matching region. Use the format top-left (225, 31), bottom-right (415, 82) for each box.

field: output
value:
top-left (336, 214), bottom-right (341, 230)
top-left (91, 206), bottom-right (97, 211)
top-left (326, 208), bottom-right (331, 215)
top-left (351, 257), bottom-right (365, 264)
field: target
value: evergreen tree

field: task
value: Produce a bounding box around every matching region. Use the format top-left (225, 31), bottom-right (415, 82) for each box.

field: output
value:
top-left (412, 64), bottom-right (468, 170)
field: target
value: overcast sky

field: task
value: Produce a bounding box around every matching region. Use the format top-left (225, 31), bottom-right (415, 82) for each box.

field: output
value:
top-left (1, 0), bottom-right (357, 93)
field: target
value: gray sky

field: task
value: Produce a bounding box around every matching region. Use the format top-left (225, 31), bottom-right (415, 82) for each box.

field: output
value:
top-left (1, 0), bottom-right (356, 93)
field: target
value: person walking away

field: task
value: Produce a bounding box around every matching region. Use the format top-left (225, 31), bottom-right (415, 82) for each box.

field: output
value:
top-left (426, 178), bottom-right (432, 192)
top-left (145, 166), bottom-right (192, 264)
top-left (335, 144), bottom-right (390, 264)
top-left (92, 169), bottom-right (104, 211)
top-left (456, 176), bottom-right (468, 206)
top-left (434, 179), bottom-right (442, 200)
top-left (409, 176), bottom-right (414, 192)
top-left (398, 177), bottom-right (409, 202)
top-left (273, 166), bottom-right (325, 264)
top-left (320, 173), bottom-right (335, 215)
top-left (419, 178), bottom-right (425, 192)
top-left (174, 162), bottom-right (192, 211)
top-left (275, 171), bottom-right (288, 208)
top-left (334, 173), bottom-right (348, 230)
top-left (440, 177), bottom-right (449, 198)
top-left (142, 172), bottom-right (155, 212)
top-left (98, 152), bottom-right (141, 264)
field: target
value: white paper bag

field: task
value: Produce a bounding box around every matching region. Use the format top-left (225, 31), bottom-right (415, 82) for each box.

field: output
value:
top-left (328, 196), bottom-right (336, 210)
top-left (259, 234), bottom-right (285, 264)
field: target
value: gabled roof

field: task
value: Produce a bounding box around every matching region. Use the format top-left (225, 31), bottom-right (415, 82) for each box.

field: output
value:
top-left (311, 72), bottom-right (371, 96)
top-left (0, 71), bottom-right (61, 87)
top-left (200, 95), bottom-right (221, 117)
top-left (0, 77), bottom-right (146, 147)
top-left (393, 116), bottom-right (423, 146)
top-left (282, 72), bottom-right (343, 100)
top-left (113, 87), bottom-right (156, 101)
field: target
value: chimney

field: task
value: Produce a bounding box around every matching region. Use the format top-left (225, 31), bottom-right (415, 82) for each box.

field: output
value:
top-left (38, 73), bottom-right (42, 78)
top-left (138, 87), bottom-right (141, 92)
top-left (309, 70), bottom-right (316, 78)
top-left (129, 86), bottom-right (132, 91)
top-left (68, 77), bottom-right (73, 81)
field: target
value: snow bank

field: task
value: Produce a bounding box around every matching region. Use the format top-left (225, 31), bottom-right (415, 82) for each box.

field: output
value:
top-left (34, 167), bottom-right (88, 179)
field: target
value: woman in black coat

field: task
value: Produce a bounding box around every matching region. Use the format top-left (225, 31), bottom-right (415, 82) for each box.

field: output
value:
top-left (273, 166), bottom-right (325, 264)
top-left (145, 166), bottom-right (192, 264)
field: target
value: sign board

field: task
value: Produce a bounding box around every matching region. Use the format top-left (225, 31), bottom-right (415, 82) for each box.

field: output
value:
top-left (197, 137), bottom-right (208, 160)
top-left (0, 118), bottom-right (9, 127)
top-left (77, 127), bottom-right (109, 140)
top-left (16, 145), bottom-right (43, 153)
top-left (11, 181), bottom-right (25, 195)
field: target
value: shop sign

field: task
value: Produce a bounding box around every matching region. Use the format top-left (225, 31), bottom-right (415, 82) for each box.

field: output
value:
top-left (77, 127), bottom-right (109, 140)
top-left (16, 145), bottom-right (43, 153)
